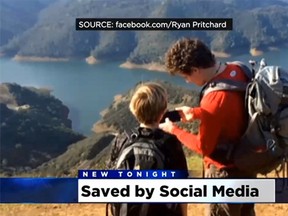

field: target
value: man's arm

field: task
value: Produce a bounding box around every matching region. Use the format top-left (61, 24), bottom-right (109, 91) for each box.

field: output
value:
top-left (171, 91), bottom-right (226, 156)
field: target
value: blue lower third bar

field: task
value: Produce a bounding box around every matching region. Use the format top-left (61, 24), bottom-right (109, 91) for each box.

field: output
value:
top-left (0, 178), bottom-right (78, 203)
top-left (78, 170), bottom-right (189, 179)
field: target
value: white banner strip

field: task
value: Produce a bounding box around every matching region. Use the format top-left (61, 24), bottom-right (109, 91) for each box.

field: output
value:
top-left (78, 179), bottom-right (275, 203)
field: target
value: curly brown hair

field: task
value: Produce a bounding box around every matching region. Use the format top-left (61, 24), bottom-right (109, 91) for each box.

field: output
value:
top-left (165, 38), bottom-right (215, 75)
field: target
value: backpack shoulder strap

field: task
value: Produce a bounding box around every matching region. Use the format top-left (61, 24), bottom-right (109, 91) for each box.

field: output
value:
top-left (227, 61), bottom-right (253, 80)
top-left (107, 130), bottom-right (137, 169)
top-left (201, 78), bottom-right (248, 98)
top-left (199, 61), bottom-right (252, 101)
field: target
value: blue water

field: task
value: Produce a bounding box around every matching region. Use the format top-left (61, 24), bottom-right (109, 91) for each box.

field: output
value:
top-left (0, 49), bottom-right (287, 135)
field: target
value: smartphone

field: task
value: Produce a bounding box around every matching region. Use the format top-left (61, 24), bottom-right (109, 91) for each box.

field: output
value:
top-left (160, 110), bottom-right (181, 123)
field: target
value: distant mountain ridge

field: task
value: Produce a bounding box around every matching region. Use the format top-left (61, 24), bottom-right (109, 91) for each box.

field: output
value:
top-left (1, 0), bottom-right (288, 65)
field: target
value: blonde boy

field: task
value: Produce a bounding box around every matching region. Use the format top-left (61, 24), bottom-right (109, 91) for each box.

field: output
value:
top-left (128, 82), bottom-right (188, 216)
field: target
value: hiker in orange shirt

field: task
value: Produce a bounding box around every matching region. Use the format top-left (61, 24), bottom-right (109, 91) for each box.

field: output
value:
top-left (160, 38), bottom-right (256, 216)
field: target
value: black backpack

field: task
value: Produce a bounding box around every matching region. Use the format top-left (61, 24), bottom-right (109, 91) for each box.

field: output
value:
top-left (105, 127), bottom-right (183, 216)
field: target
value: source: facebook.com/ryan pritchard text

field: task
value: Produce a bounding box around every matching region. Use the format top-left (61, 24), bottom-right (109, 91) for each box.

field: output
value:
top-left (75, 18), bottom-right (233, 31)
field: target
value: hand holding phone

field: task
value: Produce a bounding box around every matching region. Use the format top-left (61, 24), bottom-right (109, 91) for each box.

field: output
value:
top-left (175, 106), bottom-right (194, 122)
top-left (160, 110), bottom-right (181, 123)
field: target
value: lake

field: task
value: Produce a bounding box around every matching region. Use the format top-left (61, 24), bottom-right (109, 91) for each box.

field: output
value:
top-left (0, 49), bottom-right (287, 135)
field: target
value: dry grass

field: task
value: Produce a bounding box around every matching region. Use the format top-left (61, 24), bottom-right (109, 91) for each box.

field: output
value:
top-left (0, 203), bottom-right (287, 216)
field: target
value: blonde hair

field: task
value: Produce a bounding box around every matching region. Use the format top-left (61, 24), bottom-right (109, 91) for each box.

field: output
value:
top-left (129, 82), bottom-right (167, 125)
